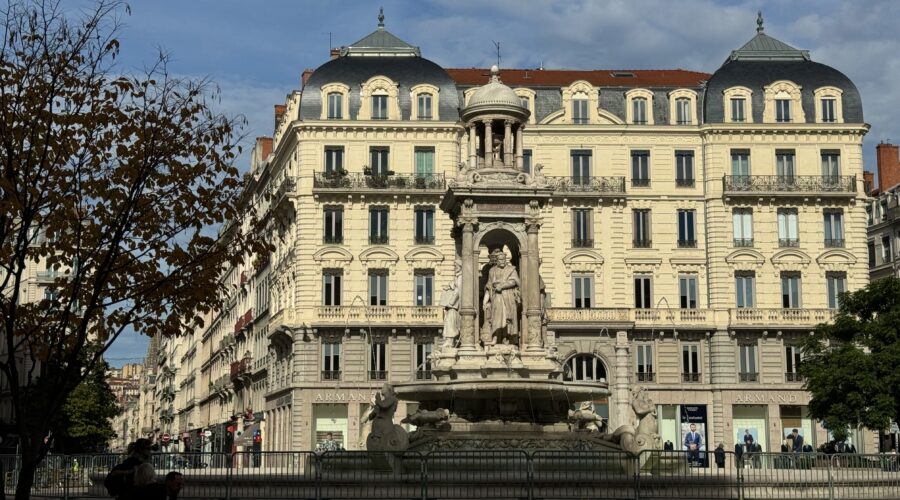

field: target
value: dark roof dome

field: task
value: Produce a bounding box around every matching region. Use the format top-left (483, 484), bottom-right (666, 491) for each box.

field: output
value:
top-left (704, 13), bottom-right (863, 124)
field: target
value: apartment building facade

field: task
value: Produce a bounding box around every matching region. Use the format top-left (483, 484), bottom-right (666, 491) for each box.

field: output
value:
top-left (162, 14), bottom-right (875, 456)
top-left (865, 142), bottom-right (900, 280)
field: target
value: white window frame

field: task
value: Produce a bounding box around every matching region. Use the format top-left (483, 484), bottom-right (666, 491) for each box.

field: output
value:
top-left (573, 274), bottom-right (593, 309)
top-left (626, 88), bottom-right (654, 125)
top-left (732, 208), bottom-right (753, 246)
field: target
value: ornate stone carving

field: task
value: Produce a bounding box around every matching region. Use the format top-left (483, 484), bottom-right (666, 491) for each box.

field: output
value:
top-left (440, 262), bottom-right (462, 347)
top-left (568, 401), bottom-right (606, 432)
top-left (365, 384), bottom-right (409, 452)
top-left (604, 386), bottom-right (661, 464)
top-left (482, 248), bottom-right (521, 346)
top-left (401, 408), bottom-right (450, 430)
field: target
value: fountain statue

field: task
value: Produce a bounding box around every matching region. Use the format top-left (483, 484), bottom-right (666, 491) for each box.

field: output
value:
top-left (483, 248), bottom-right (521, 346)
top-left (364, 384), bottom-right (408, 452)
top-left (439, 262), bottom-right (462, 347)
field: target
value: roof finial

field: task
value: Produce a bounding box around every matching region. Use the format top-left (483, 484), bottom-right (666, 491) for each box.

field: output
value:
top-left (756, 10), bottom-right (764, 34)
top-left (378, 7), bottom-right (385, 29)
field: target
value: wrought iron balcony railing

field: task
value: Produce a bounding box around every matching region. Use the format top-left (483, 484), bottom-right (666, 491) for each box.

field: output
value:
top-left (543, 176), bottom-right (626, 194)
top-left (785, 372), bottom-right (804, 382)
top-left (678, 239), bottom-right (697, 248)
top-left (739, 372), bottom-right (759, 382)
top-left (571, 238), bottom-right (594, 248)
top-left (779, 238), bottom-right (800, 248)
top-left (631, 178), bottom-right (651, 187)
top-left (723, 175), bottom-right (855, 194)
top-left (733, 238), bottom-right (754, 247)
top-left (321, 370), bottom-right (341, 381)
top-left (636, 372), bottom-right (655, 382)
top-left (682, 373), bottom-right (701, 383)
top-left (633, 239), bottom-right (652, 248)
top-left (369, 234), bottom-right (389, 245)
top-left (414, 235), bottom-right (435, 245)
top-left (323, 235), bottom-right (343, 245)
top-left (415, 370), bottom-right (433, 380)
top-left (676, 178), bottom-right (695, 188)
top-left (824, 238), bottom-right (845, 248)
top-left (313, 172), bottom-right (446, 191)
top-left (368, 370), bottom-right (388, 381)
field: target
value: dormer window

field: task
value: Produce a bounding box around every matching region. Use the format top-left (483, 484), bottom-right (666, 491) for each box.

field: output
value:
top-left (668, 89), bottom-right (697, 125)
top-left (327, 92), bottom-right (343, 119)
top-left (675, 98), bottom-right (691, 125)
top-left (723, 86), bottom-right (753, 123)
top-left (775, 98), bottom-right (791, 122)
top-left (821, 99), bottom-right (835, 122)
top-left (417, 93), bottom-right (433, 120)
top-left (573, 98), bottom-right (589, 124)
top-left (372, 95), bottom-right (388, 120)
top-left (626, 89), bottom-right (654, 125)
top-left (411, 84), bottom-right (440, 121)
top-left (514, 88), bottom-right (536, 124)
top-left (520, 97), bottom-right (529, 109)
top-left (764, 81), bottom-right (804, 124)
top-left (731, 98), bottom-right (746, 122)
top-left (814, 87), bottom-right (844, 124)
top-left (320, 83), bottom-right (350, 121)
top-left (632, 98), bottom-right (648, 124)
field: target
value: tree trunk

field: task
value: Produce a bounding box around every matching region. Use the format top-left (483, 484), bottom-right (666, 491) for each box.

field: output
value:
top-left (13, 439), bottom-right (41, 500)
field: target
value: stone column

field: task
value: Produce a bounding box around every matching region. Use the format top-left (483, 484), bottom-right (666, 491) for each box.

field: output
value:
top-left (515, 124), bottom-right (524, 170)
top-left (614, 330), bottom-right (631, 431)
top-left (483, 119), bottom-right (493, 167)
top-left (525, 220), bottom-right (543, 350)
top-left (459, 220), bottom-right (477, 351)
top-left (503, 120), bottom-right (513, 167)
top-left (468, 123), bottom-right (477, 168)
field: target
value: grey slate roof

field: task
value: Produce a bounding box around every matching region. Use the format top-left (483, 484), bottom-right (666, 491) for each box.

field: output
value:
top-left (729, 33), bottom-right (810, 62)
top-left (343, 27), bottom-right (421, 57)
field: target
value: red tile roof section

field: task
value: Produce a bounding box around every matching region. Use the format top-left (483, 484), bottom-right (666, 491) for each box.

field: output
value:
top-left (446, 68), bottom-right (711, 88)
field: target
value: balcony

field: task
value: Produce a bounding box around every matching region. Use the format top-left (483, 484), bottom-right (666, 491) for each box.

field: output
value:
top-left (729, 308), bottom-right (837, 328)
top-left (676, 178), bottom-right (695, 188)
top-left (636, 372), bottom-right (655, 382)
top-left (785, 372), bottom-right (804, 382)
top-left (824, 238), bottom-right (845, 248)
top-left (313, 306), bottom-right (441, 327)
top-left (230, 358), bottom-right (252, 381)
top-left (739, 372), bottom-right (759, 382)
top-left (779, 238), bottom-right (800, 248)
top-left (313, 172), bottom-right (446, 192)
top-left (733, 238), bottom-right (754, 248)
top-left (321, 370), bottom-right (342, 381)
top-left (678, 239), bottom-right (697, 248)
top-left (546, 308), bottom-right (714, 328)
top-left (543, 176), bottom-right (626, 195)
top-left (271, 176), bottom-right (296, 212)
top-left (723, 175), bottom-right (856, 197)
top-left (682, 373), bottom-right (701, 383)
top-left (571, 238), bottom-right (594, 248)
top-left (546, 308), bottom-right (631, 324)
top-left (368, 370), bottom-right (388, 381)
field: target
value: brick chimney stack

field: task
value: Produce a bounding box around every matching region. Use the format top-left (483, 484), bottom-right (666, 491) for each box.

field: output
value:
top-left (256, 137), bottom-right (273, 160)
top-left (274, 105), bottom-right (287, 129)
top-left (330, 48), bottom-right (341, 60)
top-left (863, 171), bottom-right (875, 195)
top-left (876, 141), bottom-right (900, 192)
top-left (301, 68), bottom-right (314, 88)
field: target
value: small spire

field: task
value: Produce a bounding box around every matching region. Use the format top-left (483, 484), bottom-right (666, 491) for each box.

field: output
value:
top-left (756, 10), bottom-right (764, 34)
top-left (377, 7), bottom-right (385, 29)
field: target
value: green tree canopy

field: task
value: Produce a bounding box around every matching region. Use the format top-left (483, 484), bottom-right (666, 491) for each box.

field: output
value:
top-left (800, 277), bottom-right (900, 442)
top-left (56, 361), bottom-right (121, 453)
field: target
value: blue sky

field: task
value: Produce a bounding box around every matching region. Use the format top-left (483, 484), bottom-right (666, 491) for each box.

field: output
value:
top-left (99, 0), bottom-right (900, 367)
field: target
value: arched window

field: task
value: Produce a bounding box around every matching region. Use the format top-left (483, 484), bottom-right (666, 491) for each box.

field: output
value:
top-left (626, 89), bottom-right (654, 125)
top-left (327, 92), bottom-right (343, 119)
top-left (563, 354), bottom-right (607, 382)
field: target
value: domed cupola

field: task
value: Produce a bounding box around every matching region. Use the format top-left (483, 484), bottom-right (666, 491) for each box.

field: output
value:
top-left (461, 66), bottom-right (530, 170)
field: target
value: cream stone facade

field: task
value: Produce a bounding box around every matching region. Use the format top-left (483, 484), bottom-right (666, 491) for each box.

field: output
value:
top-left (156, 14), bottom-right (879, 457)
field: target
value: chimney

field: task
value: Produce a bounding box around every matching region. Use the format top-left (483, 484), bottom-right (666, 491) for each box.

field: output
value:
top-left (274, 105), bottom-right (287, 128)
top-left (256, 137), bottom-right (273, 160)
top-left (863, 171), bottom-right (875, 195)
top-left (301, 68), bottom-right (314, 88)
top-left (330, 48), bottom-right (341, 60)
top-left (876, 142), bottom-right (900, 192)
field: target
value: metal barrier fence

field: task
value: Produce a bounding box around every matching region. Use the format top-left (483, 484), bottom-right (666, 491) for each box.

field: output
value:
top-left (1, 450), bottom-right (898, 499)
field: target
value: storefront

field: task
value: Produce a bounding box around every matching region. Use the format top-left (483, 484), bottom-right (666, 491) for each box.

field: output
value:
top-left (657, 403), bottom-right (709, 466)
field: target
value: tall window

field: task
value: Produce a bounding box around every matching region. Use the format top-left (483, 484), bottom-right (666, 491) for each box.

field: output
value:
top-left (823, 209), bottom-right (844, 247)
top-left (636, 344), bottom-right (654, 381)
top-left (775, 98), bottom-right (792, 122)
top-left (322, 270), bottom-right (342, 306)
top-left (821, 152), bottom-right (841, 180)
top-left (571, 150), bottom-right (592, 185)
top-left (677, 210), bottom-right (696, 247)
top-left (679, 275), bottom-right (698, 309)
top-left (785, 346), bottom-right (803, 381)
top-left (370, 147), bottom-right (389, 175)
top-left (731, 98), bottom-right (746, 122)
top-left (414, 207), bottom-right (435, 244)
top-left (414, 271), bottom-right (434, 306)
top-left (572, 209), bottom-right (593, 248)
top-left (781, 272), bottom-right (801, 308)
top-left (417, 93), bottom-right (433, 120)
top-left (327, 92), bottom-right (342, 119)
top-left (821, 98), bottom-right (836, 123)
top-left (776, 151), bottom-right (796, 182)
top-left (675, 151), bottom-right (694, 187)
top-left (415, 343), bottom-right (433, 379)
top-left (323, 206), bottom-right (343, 244)
top-left (739, 344), bottom-right (758, 381)
top-left (777, 208), bottom-right (799, 247)
top-left (370, 343), bottom-right (387, 380)
top-left (631, 150), bottom-right (650, 187)
top-left (322, 343), bottom-right (341, 380)
top-left (369, 207), bottom-right (389, 244)
top-left (826, 271), bottom-right (847, 309)
top-left (325, 146), bottom-right (344, 173)
top-left (634, 275), bottom-right (652, 308)
top-left (632, 97), bottom-right (647, 124)
top-left (372, 94), bottom-right (388, 119)
top-left (868, 241), bottom-right (876, 267)
top-left (883, 236), bottom-right (893, 262)
top-left (731, 150), bottom-right (750, 188)
top-left (733, 208), bottom-right (753, 247)
top-left (573, 274), bottom-right (593, 309)
top-left (520, 96), bottom-right (530, 110)
top-left (735, 272), bottom-right (755, 308)
top-left (564, 354), bottom-right (606, 381)
top-left (415, 147), bottom-right (434, 177)
top-left (572, 98), bottom-right (589, 124)
top-left (675, 98), bottom-right (691, 124)
top-left (633, 209), bottom-right (651, 247)
top-left (682, 344), bottom-right (700, 382)
top-left (368, 270), bottom-right (389, 306)
top-left (522, 149), bottom-right (533, 174)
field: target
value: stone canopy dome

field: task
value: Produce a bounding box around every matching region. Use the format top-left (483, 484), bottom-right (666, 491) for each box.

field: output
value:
top-left (462, 65), bottom-right (529, 122)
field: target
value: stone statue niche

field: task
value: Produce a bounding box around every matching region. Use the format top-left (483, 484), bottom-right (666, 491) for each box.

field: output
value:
top-left (480, 246), bottom-right (522, 349)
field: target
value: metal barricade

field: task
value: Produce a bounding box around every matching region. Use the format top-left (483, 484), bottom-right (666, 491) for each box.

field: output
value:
top-left (530, 450), bottom-right (635, 500)
top-left (636, 450), bottom-right (739, 500)
top-left (318, 450), bottom-right (424, 500)
top-left (740, 452), bottom-right (831, 499)
top-left (830, 453), bottom-right (900, 500)
top-left (424, 449), bottom-right (530, 500)
top-left (230, 451), bottom-right (317, 500)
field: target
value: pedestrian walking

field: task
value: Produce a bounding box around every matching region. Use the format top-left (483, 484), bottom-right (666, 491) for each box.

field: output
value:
top-left (714, 443), bottom-right (726, 469)
top-left (104, 439), bottom-right (153, 500)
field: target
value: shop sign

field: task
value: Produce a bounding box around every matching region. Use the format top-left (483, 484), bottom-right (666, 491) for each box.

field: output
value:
top-left (734, 393), bottom-right (804, 404)
top-left (313, 391), bottom-right (374, 402)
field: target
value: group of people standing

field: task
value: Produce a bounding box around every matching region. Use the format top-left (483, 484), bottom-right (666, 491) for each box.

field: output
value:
top-left (104, 439), bottom-right (184, 500)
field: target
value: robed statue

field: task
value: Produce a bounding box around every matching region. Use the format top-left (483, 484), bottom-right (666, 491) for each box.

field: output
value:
top-left (440, 262), bottom-right (462, 347)
top-left (483, 248), bottom-right (521, 345)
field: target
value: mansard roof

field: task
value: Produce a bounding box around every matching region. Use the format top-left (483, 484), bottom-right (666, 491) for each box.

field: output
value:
top-left (446, 68), bottom-right (710, 88)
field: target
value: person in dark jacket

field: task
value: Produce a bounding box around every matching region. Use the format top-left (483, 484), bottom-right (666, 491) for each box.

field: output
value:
top-left (734, 442), bottom-right (744, 468)
top-left (714, 443), bottom-right (726, 468)
top-left (105, 439), bottom-right (153, 500)
top-left (133, 471), bottom-right (183, 500)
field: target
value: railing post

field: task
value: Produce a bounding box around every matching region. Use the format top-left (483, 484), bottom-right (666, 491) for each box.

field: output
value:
top-left (737, 455), bottom-right (744, 500)
top-left (63, 455), bottom-right (69, 500)
top-left (527, 451), bottom-right (534, 500)
top-left (225, 452), bottom-right (232, 500)
top-left (420, 452), bottom-right (427, 500)
top-left (314, 452), bottom-right (322, 500)
top-left (633, 452), bottom-right (641, 500)
top-left (827, 454), bottom-right (835, 500)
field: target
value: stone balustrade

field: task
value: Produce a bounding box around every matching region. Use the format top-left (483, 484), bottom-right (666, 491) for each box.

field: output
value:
top-left (314, 305), bottom-right (442, 326)
top-left (547, 307), bottom-right (835, 329)
top-left (729, 308), bottom-right (837, 327)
